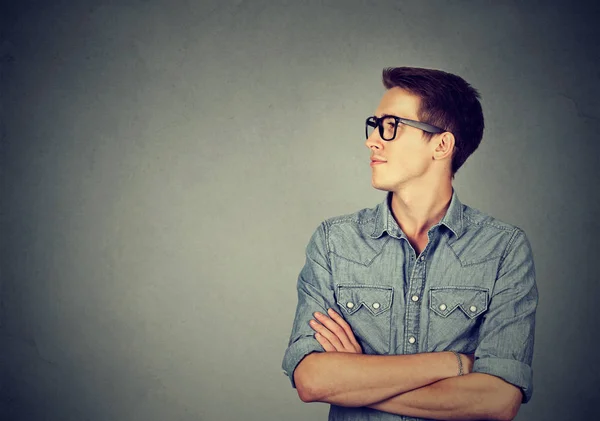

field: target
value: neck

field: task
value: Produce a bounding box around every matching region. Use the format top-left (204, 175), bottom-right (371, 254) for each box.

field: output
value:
top-left (389, 177), bottom-right (453, 239)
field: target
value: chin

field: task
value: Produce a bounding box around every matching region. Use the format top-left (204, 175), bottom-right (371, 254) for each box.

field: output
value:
top-left (371, 179), bottom-right (394, 192)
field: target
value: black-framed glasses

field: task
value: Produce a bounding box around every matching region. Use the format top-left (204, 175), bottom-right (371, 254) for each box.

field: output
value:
top-left (365, 115), bottom-right (445, 141)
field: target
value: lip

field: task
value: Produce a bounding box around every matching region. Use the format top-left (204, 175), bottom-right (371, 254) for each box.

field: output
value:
top-left (370, 157), bottom-right (387, 166)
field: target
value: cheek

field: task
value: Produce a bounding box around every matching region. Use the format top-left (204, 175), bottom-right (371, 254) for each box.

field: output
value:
top-left (387, 144), bottom-right (430, 171)
top-left (387, 143), bottom-right (418, 162)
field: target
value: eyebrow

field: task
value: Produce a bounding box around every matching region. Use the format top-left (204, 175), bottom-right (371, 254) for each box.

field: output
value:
top-left (378, 113), bottom-right (412, 121)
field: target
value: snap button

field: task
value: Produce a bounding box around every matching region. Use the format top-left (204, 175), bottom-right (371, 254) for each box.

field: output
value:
top-left (470, 305), bottom-right (477, 313)
top-left (420, 256), bottom-right (425, 261)
top-left (439, 304), bottom-right (447, 311)
top-left (411, 295), bottom-right (419, 302)
top-left (346, 302), bottom-right (355, 309)
top-left (372, 302), bottom-right (380, 309)
top-left (408, 336), bottom-right (416, 344)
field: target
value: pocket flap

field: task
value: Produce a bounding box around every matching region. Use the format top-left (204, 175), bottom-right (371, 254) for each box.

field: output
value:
top-left (336, 285), bottom-right (393, 316)
top-left (429, 287), bottom-right (488, 319)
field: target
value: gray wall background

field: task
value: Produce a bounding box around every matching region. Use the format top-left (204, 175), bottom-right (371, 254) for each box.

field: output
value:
top-left (1, 0), bottom-right (599, 420)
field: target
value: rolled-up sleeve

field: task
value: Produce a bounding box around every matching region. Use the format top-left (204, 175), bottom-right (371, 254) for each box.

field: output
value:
top-left (473, 228), bottom-right (538, 403)
top-left (282, 222), bottom-right (339, 388)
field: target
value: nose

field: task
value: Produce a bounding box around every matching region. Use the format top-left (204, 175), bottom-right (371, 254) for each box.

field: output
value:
top-left (365, 129), bottom-right (383, 151)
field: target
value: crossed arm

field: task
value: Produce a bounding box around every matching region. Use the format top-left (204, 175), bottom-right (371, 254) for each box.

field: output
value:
top-left (294, 308), bottom-right (522, 421)
top-left (287, 225), bottom-right (536, 420)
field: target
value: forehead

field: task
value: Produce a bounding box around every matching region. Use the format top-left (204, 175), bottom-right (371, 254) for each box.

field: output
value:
top-left (374, 87), bottom-right (421, 119)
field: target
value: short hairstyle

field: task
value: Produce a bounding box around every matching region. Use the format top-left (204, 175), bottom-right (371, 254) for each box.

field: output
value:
top-left (382, 67), bottom-right (484, 175)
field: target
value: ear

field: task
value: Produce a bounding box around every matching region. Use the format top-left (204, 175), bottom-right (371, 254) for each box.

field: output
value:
top-left (432, 132), bottom-right (455, 161)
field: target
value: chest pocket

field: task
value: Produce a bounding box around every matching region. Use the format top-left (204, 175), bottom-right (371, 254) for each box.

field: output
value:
top-left (335, 285), bottom-right (393, 355)
top-left (427, 287), bottom-right (488, 352)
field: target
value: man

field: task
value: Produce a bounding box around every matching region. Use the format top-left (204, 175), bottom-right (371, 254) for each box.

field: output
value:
top-left (282, 67), bottom-right (538, 421)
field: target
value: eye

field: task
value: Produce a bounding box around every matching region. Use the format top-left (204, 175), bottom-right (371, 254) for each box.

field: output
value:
top-left (383, 117), bottom-right (397, 128)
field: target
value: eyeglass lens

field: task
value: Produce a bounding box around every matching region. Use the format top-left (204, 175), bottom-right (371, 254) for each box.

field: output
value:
top-left (366, 116), bottom-right (397, 140)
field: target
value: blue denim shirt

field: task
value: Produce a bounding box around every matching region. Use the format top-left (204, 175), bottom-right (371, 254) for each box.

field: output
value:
top-left (282, 191), bottom-right (538, 421)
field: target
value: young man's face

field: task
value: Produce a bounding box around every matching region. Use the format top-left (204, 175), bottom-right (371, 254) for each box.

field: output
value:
top-left (365, 87), bottom-right (437, 192)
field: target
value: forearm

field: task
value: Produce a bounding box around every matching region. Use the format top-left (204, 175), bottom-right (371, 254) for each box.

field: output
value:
top-left (294, 351), bottom-right (459, 407)
top-left (369, 372), bottom-right (522, 421)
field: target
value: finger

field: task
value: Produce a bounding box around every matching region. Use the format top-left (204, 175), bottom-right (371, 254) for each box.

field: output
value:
top-left (315, 312), bottom-right (352, 347)
top-left (327, 308), bottom-right (355, 339)
top-left (309, 319), bottom-right (345, 350)
top-left (313, 312), bottom-right (354, 351)
top-left (327, 309), bottom-right (362, 352)
top-left (315, 332), bottom-right (336, 352)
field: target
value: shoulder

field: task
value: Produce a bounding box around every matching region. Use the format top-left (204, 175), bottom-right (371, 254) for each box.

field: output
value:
top-left (307, 202), bottom-right (385, 264)
top-left (452, 203), bottom-right (530, 265)
top-left (462, 204), bottom-right (523, 234)
top-left (321, 202), bottom-right (381, 236)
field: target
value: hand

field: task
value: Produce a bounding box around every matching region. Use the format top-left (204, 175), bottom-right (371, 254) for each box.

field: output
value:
top-left (309, 308), bottom-right (362, 354)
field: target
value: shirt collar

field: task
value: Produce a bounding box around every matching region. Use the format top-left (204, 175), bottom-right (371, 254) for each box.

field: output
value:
top-left (438, 189), bottom-right (464, 238)
top-left (370, 193), bottom-right (399, 239)
top-left (370, 189), bottom-right (465, 239)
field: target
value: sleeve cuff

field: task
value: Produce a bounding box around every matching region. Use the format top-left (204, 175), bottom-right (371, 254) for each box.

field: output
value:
top-left (282, 336), bottom-right (323, 388)
top-left (473, 357), bottom-right (534, 403)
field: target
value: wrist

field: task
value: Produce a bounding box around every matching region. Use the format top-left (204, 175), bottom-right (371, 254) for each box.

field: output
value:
top-left (451, 351), bottom-right (464, 376)
top-left (442, 351), bottom-right (459, 378)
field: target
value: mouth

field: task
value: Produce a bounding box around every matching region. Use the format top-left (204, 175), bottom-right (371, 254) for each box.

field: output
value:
top-left (370, 157), bottom-right (387, 166)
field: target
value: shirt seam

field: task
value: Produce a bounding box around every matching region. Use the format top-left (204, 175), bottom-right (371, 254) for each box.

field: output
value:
top-left (327, 215), bottom-right (378, 226)
top-left (463, 214), bottom-right (519, 232)
top-left (498, 228), bottom-right (522, 269)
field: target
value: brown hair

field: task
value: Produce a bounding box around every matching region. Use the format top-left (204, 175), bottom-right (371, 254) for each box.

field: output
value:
top-left (382, 67), bottom-right (484, 175)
